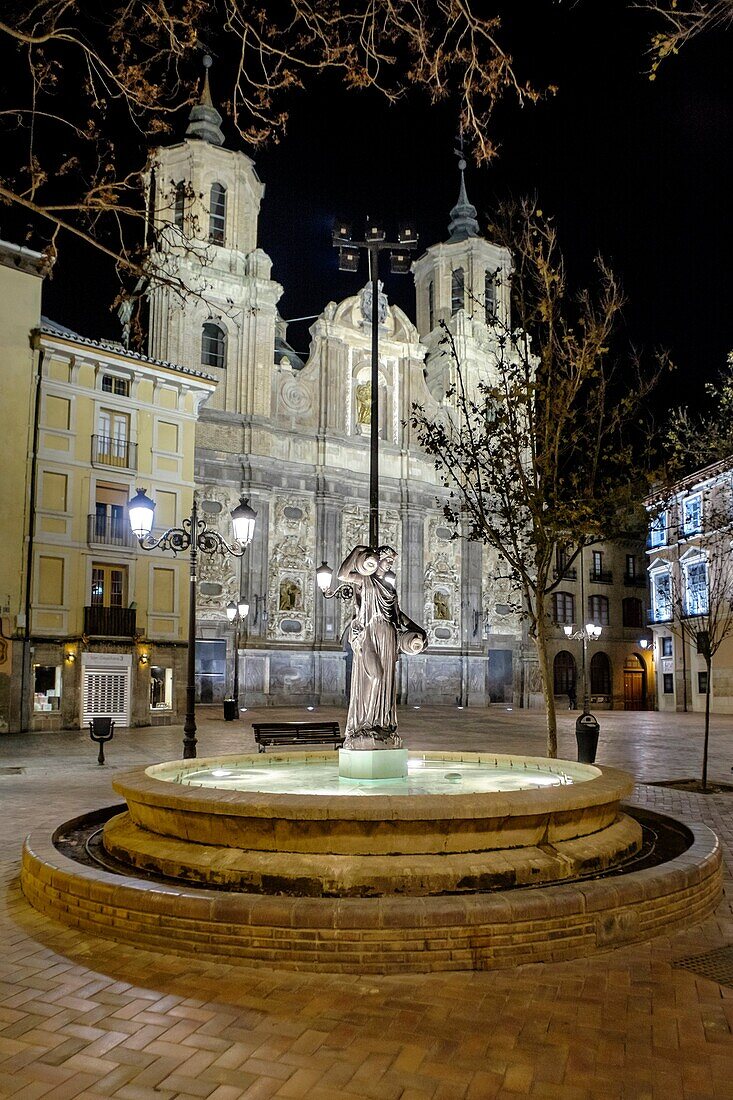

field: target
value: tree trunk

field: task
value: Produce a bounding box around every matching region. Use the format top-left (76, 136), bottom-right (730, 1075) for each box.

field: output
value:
top-left (534, 609), bottom-right (557, 758)
top-left (702, 656), bottom-right (712, 791)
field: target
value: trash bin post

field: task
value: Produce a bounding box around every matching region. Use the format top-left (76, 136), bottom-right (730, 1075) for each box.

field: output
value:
top-left (89, 718), bottom-right (115, 765)
top-left (223, 698), bottom-right (238, 721)
top-left (575, 712), bottom-right (600, 764)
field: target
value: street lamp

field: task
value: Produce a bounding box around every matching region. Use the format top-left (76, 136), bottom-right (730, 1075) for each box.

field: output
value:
top-left (331, 218), bottom-right (418, 547)
top-left (316, 561), bottom-right (353, 600)
top-left (563, 621), bottom-right (602, 714)
top-left (128, 487), bottom-right (256, 758)
top-left (225, 598), bottom-right (249, 717)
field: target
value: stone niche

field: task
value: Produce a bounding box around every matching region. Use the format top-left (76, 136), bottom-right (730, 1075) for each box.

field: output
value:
top-left (267, 495), bottom-right (315, 643)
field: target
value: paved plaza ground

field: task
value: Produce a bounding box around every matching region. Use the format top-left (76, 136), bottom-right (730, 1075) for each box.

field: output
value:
top-left (2, 705), bottom-right (733, 1099)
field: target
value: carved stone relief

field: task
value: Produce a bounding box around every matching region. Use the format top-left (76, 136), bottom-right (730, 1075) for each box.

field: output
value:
top-left (267, 494), bottom-right (315, 642)
top-left (423, 516), bottom-right (461, 647)
top-left (482, 546), bottom-right (522, 637)
top-left (195, 486), bottom-right (241, 620)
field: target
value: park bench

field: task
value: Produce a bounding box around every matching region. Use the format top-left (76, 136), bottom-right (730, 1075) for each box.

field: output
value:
top-left (252, 720), bottom-right (343, 753)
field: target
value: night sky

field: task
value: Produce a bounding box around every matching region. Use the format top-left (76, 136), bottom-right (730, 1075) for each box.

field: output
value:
top-left (40, 1), bottom-right (731, 403)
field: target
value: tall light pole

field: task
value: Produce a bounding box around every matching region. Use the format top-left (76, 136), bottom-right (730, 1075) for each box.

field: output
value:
top-left (225, 598), bottom-right (249, 717)
top-left (331, 220), bottom-right (417, 546)
top-left (128, 488), bottom-right (256, 759)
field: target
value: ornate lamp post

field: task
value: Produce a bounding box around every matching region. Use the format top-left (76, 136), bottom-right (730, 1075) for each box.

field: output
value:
top-left (332, 219), bottom-right (417, 546)
top-left (225, 598), bottom-right (249, 717)
top-left (128, 488), bottom-right (256, 758)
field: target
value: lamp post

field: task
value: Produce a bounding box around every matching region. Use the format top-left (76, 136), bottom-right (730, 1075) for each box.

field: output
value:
top-left (225, 598), bottom-right (249, 717)
top-left (128, 488), bottom-right (256, 759)
top-left (331, 219), bottom-right (418, 546)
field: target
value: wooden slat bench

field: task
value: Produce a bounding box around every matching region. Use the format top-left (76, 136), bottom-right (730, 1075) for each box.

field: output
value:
top-left (252, 720), bottom-right (344, 753)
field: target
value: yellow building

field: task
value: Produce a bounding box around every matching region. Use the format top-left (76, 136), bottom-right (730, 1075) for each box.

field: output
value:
top-left (0, 239), bottom-right (216, 732)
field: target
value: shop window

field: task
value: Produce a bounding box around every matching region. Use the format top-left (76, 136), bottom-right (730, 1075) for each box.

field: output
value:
top-left (150, 666), bottom-right (173, 710)
top-left (33, 664), bottom-right (61, 712)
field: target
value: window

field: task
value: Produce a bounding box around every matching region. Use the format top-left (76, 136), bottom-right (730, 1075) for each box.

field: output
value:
top-left (428, 280), bottom-right (434, 330)
top-left (91, 564), bottom-right (127, 607)
top-left (552, 591), bottom-right (575, 624)
top-left (698, 670), bottom-right (709, 694)
top-left (626, 554), bottom-right (636, 578)
top-left (96, 409), bottom-right (130, 467)
top-left (588, 595), bottom-right (610, 626)
top-left (93, 482), bottom-right (128, 545)
top-left (33, 665), bottom-right (61, 712)
top-left (590, 652), bottom-right (611, 695)
top-left (685, 560), bottom-right (708, 615)
top-left (622, 598), bottom-right (643, 628)
top-left (484, 270), bottom-right (497, 323)
top-left (553, 651), bottom-right (576, 695)
top-left (202, 322), bottom-right (226, 369)
top-left (195, 638), bottom-right (227, 703)
top-left (649, 510), bottom-right (667, 547)
top-left (174, 180), bottom-right (186, 228)
top-left (150, 666), bottom-right (173, 710)
top-left (651, 572), bottom-right (672, 622)
top-left (209, 183), bottom-right (227, 244)
top-left (101, 375), bottom-right (129, 397)
top-left (696, 631), bottom-right (710, 658)
top-left (663, 673), bottom-right (674, 694)
top-left (451, 268), bottom-right (465, 315)
top-left (661, 636), bottom-right (673, 658)
top-left (682, 494), bottom-right (702, 536)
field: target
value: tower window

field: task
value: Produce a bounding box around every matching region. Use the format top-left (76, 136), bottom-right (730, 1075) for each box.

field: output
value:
top-left (173, 181), bottom-right (186, 229)
top-left (209, 183), bottom-right (227, 245)
top-left (202, 322), bottom-right (226, 369)
top-left (428, 280), bottom-right (434, 330)
top-left (451, 268), bottom-right (465, 315)
top-left (485, 270), bottom-right (497, 323)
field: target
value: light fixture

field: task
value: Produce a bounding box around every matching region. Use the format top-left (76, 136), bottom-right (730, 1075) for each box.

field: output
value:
top-left (398, 223), bottom-right (418, 244)
top-left (337, 246), bottom-right (359, 272)
top-left (563, 624), bottom-right (573, 637)
top-left (237, 600), bottom-right (250, 619)
top-left (367, 223), bottom-right (385, 242)
top-left (139, 652), bottom-right (150, 665)
top-left (225, 601), bottom-right (238, 622)
top-left (316, 561), bottom-right (333, 593)
top-left (639, 638), bottom-right (651, 650)
top-left (230, 496), bottom-right (256, 546)
top-left (390, 250), bottom-right (411, 274)
top-left (333, 221), bottom-right (352, 242)
top-left (65, 650), bottom-right (76, 663)
top-left (128, 487), bottom-right (156, 538)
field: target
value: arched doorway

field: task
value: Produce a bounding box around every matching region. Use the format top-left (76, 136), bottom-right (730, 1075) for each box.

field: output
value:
top-left (590, 652), bottom-right (612, 699)
top-left (624, 653), bottom-right (647, 710)
top-left (553, 651), bottom-right (577, 700)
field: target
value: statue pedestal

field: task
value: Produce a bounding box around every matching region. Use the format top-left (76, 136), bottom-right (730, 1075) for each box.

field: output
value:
top-left (338, 748), bottom-right (408, 781)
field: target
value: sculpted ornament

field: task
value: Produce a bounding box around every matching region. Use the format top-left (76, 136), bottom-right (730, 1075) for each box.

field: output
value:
top-left (339, 545), bottom-right (427, 750)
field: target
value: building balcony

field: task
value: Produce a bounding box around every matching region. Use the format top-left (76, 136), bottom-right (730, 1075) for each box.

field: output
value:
top-left (91, 435), bottom-right (137, 470)
top-left (647, 607), bottom-right (673, 625)
top-left (87, 514), bottom-right (135, 548)
top-left (589, 570), bottom-right (613, 584)
top-left (623, 573), bottom-right (648, 588)
top-left (553, 567), bottom-right (577, 581)
top-left (84, 605), bottom-right (137, 637)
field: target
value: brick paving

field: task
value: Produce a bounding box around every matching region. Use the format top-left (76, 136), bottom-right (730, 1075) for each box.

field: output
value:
top-left (2, 705), bottom-right (733, 1099)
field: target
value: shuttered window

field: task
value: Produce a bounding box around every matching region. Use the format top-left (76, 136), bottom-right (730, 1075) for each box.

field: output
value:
top-left (82, 668), bottom-right (130, 723)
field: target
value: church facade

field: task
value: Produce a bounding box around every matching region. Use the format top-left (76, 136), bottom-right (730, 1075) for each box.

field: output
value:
top-left (145, 80), bottom-right (525, 711)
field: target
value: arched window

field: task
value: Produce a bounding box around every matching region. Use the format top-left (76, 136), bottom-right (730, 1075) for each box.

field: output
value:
top-left (201, 322), bottom-right (226, 369)
top-left (588, 594), bottom-right (610, 626)
top-left (451, 268), bottom-right (465, 315)
top-left (428, 280), bottom-right (434, 330)
top-left (553, 651), bottom-right (576, 695)
top-left (552, 592), bottom-right (575, 625)
top-left (590, 652), bottom-right (612, 695)
top-left (622, 597), bottom-right (643, 628)
top-left (173, 181), bottom-right (186, 229)
top-left (209, 183), bottom-right (227, 244)
top-left (485, 269), bottom-right (497, 323)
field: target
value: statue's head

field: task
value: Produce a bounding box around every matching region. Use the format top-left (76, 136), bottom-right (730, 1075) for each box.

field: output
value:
top-left (376, 545), bottom-right (397, 570)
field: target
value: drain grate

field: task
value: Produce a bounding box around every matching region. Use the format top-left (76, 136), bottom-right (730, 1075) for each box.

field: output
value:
top-left (0, 767), bottom-right (24, 775)
top-left (673, 945), bottom-right (733, 987)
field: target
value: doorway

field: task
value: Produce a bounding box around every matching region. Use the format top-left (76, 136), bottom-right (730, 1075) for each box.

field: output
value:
top-left (624, 653), bottom-right (647, 710)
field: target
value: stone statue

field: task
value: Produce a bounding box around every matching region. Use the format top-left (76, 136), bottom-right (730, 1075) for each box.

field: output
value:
top-left (338, 545), bottom-right (427, 750)
top-left (433, 590), bottom-right (451, 620)
top-left (279, 578), bottom-right (302, 611)
top-left (355, 381), bottom-right (372, 425)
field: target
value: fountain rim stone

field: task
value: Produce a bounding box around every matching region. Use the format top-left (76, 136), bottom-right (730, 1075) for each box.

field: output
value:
top-left (111, 751), bottom-right (634, 824)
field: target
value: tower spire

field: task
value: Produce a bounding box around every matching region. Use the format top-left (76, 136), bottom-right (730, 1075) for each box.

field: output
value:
top-left (447, 125), bottom-right (479, 242)
top-left (186, 54), bottom-right (225, 147)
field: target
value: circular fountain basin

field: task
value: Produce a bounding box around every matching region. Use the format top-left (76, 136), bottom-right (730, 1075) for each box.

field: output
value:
top-left (104, 751), bottom-right (642, 896)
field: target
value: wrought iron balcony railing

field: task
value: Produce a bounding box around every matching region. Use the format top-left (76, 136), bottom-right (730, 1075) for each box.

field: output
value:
top-left (87, 514), bottom-right (135, 548)
top-left (589, 569), bottom-right (613, 584)
top-left (91, 435), bottom-right (137, 470)
top-left (623, 573), bottom-right (648, 588)
top-left (84, 605), bottom-right (137, 637)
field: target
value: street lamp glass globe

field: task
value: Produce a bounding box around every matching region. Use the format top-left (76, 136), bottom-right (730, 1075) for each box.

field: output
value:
top-left (316, 562), bottom-right (333, 593)
top-left (128, 488), bottom-right (156, 538)
top-left (238, 600), bottom-right (250, 619)
top-left (563, 625), bottom-right (573, 637)
top-left (231, 496), bottom-right (256, 545)
top-left (226, 601), bottom-right (238, 622)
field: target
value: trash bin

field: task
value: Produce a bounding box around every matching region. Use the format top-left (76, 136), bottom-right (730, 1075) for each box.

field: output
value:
top-left (223, 698), bottom-right (238, 721)
top-left (575, 712), bottom-right (600, 764)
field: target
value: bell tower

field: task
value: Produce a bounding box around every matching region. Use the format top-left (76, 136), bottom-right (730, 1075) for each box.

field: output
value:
top-left (412, 138), bottom-right (512, 400)
top-left (146, 57), bottom-right (282, 418)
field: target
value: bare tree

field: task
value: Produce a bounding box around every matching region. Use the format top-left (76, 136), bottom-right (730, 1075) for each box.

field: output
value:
top-left (664, 488), bottom-right (733, 789)
top-left (0, 0), bottom-right (545, 302)
top-left (411, 200), bottom-right (665, 757)
top-left (642, 0), bottom-right (733, 74)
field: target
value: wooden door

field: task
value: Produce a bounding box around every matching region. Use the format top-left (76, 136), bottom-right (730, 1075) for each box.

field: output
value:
top-left (624, 670), bottom-right (644, 710)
